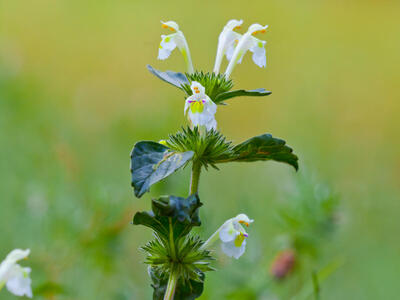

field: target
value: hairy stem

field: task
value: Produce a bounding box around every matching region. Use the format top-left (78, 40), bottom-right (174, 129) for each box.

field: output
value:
top-left (163, 267), bottom-right (179, 300)
top-left (189, 161), bottom-right (202, 195)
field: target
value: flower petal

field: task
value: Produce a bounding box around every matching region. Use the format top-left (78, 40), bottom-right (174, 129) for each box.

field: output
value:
top-left (158, 35), bottom-right (177, 60)
top-left (221, 239), bottom-right (246, 259)
top-left (250, 38), bottom-right (266, 68)
top-left (6, 265), bottom-right (32, 298)
top-left (219, 221), bottom-right (236, 242)
top-left (0, 249), bottom-right (30, 282)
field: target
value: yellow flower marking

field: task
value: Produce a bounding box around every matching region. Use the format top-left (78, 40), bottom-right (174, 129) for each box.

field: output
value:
top-left (234, 233), bottom-right (246, 247)
top-left (190, 101), bottom-right (204, 113)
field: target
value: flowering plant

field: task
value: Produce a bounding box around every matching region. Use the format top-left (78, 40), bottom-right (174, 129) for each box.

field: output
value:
top-left (130, 19), bottom-right (298, 300)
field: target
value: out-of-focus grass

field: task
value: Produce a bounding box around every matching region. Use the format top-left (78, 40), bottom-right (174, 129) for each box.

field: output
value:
top-left (0, 0), bottom-right (400, 299)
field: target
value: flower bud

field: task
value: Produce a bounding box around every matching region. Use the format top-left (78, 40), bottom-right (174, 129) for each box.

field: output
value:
top-left (270, 249), bottom-right (296, 279)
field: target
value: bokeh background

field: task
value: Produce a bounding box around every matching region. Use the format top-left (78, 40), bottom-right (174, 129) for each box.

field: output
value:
top-left (1, 0), bottom-right (400, 299)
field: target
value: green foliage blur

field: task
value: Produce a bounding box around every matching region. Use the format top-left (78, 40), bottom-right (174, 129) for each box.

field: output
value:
top-left (1, 0), bottom-right (400, 299)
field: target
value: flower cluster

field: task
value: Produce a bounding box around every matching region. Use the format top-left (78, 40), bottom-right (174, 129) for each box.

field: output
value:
top-left (157, 19), bottom-right (268, 131)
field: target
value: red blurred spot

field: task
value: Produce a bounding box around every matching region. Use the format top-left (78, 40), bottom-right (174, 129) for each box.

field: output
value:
top-left (270, 249), bottom-right (296, 280)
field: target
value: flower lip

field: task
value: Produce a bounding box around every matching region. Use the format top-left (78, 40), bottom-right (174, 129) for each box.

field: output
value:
top-left (225, 19), bottom-right (243, 31)
top-left (248, 24), bottom-right (268, 35)
top-left (4, 249), bottom-right (30, 264)
top-left (234, 213), bottom-right (254, 225)
top-left (161, 20), bottom-right (179, 32)
top-left (190, 81), bottom-right (206, 95)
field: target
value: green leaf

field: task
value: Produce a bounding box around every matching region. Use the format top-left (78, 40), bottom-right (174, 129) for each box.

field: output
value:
top-left (147, 65), bottom-right (189, 90)
top-left (218, 134), bottom-right (299, 170)
top-left (133, 211), bottom-right (168, 237)
top-left (214, 88), bottom-right (271, 103)
top-left (133, 194), bottom-right (202, 240)
top-left (152, 195), bottom-right (202, 227)
top-left (150, 267), bottom-right (205, 300)
top-left (130, 141), bottom-right (194, 198)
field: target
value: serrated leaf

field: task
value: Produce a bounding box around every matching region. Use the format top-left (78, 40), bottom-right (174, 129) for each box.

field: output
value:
top-left (214, 88), bottom-right (271, 103)
top-left (147, 65), bottom-right (189, 90)
top-left (218, 134), bottom-right (298, 170)
top-left (130, 141), bottom-right (194, 198)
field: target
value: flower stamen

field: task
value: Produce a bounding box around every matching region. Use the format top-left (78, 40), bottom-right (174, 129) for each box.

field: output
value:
top-left (239, 220), bottom-right (249, 227)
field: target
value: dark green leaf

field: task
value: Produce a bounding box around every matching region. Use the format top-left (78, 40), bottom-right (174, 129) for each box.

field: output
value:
top-left (133, 211), bottom-right (169, 237)
top-left (150, 267), bottom-right (205, 300)
top-left (133, 194), bottom-right (202, 240)
top-left (218, 134), bottom-right (298, 170)
top-left (130, 141), bottom-right (194, 198)
top-left (147, 65), bottom-right (189, 90)
top-left (214, 88), bottom-right (271, 103)
top-left (152, 194), bottom-right (202, 227)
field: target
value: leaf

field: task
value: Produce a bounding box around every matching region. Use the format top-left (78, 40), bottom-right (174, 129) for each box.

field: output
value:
top-left (152, 194), bottom-right (202, 227)
top-left (218, 134), bottom-right (299, 170)
top-left (133, 194), bottom-right (202, 239)
top-left (130, 141), bottom-right (194, 198)
top-left (214, 88), bottom-right (272, 103)
top-left (147, 65), bottom-right (189, 90)
top-left (150, 267), bottom-right (205, 300)
top-left (133, 211), bottom-right (169, 237)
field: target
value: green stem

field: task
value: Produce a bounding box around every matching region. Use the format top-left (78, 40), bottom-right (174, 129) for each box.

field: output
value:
top-left (163, 267), bottom-right (179, 300)
top-left (189, 161), bottom-right (201, 195)
top-left (169, 218), bottom-right (176, 260)
top-left (0, 281), bottom-right (5, 291)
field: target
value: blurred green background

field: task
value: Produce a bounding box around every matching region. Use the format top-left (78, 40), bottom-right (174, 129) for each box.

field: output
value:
top-left (1, 0), bottom-right (400, 299)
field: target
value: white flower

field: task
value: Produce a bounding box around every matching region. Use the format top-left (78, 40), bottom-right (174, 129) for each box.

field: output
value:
top-left (225, 23), bottom-right (268, 78)
top-left (184, 81), bottom-right (217, 131)
top-left (219, 214), bottom-right (254, 259)
top-left (213, 19), bottom-right (243, 74)
top-left (0, 249), bottom-right (32, 298)
top-left (158, 20), bottom-right (194, 73)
